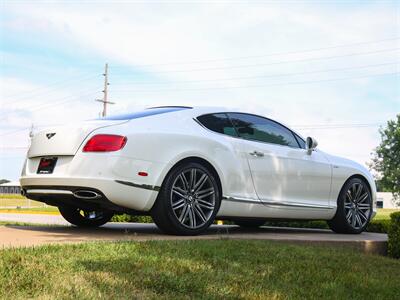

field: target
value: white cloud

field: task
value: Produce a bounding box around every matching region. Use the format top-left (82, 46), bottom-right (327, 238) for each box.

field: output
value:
top-left (1, 1), bottom-right (399, 180)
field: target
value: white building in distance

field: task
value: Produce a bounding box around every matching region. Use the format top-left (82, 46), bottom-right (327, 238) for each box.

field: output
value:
top-left (376, 192), bottom-right (400, 209)
top-left (0, 181), bottom-right (21, 194)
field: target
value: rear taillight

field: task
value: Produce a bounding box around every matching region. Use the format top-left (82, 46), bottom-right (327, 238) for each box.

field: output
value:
top-left (83, 134), bottom-right (127, 152)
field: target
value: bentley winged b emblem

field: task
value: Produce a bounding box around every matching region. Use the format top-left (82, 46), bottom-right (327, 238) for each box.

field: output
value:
top-left (46, 133), bottom-right (56, 139)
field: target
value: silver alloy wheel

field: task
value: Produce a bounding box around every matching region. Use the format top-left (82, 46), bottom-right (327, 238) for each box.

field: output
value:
top-left (344, 182), bottom-right (371, 229)
top-left (170, 167), bottom-right (216, 229)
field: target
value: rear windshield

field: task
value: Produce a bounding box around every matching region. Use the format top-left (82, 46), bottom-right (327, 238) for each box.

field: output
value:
top-left (99, 107), bottom-right (191, 120)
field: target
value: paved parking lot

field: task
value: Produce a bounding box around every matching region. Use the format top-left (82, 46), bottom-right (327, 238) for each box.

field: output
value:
top-left (0, 213), bottom-right (388, 254)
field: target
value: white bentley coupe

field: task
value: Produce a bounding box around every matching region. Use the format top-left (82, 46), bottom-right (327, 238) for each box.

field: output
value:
top-left (20, 106), bottom-right (376, 235)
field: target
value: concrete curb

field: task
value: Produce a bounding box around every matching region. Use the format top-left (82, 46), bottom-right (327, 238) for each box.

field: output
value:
top-left (0, 221), bottom-right (388, 255)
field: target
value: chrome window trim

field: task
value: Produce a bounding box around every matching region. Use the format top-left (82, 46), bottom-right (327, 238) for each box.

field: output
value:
top-left (194, 112), bottom-right (306, 150)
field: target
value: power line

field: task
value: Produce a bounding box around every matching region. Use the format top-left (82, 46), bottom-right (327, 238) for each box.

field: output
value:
top-left (3, 62), bottom-right (395, 117)
top-left (112, 71), bottom-right (399, 93)
top-left (0, 123), bottom-right (65, 137)
top-left (0, 91), bottom-right (100, 121)
top-left (112, 61), bottom-right (399, 86)
top-left (0, 111), bottom-right (389, 139)
top-left (0, 156), bottom-right (26, 159)
top-left (1, 73), bottom-right (100, 106)
top-left (110, 37), bottom-right (400, 68)
top-left (2, 43), bottom-right (397, 113)
top-left (0, 122), bottom-right (386, 140)
top-left (28, 91), bottom-right (99, 113)
top-left (292, 122), bottom-right (384, 127)
top-left (0, 87), bottom-right (106, 136)
top-left (0, 146), bottom-right (28, 150)
top-left (110, 48), bottom-right (400, 75)
top-left (0, 128), bottom-right (30, 137)
top-left (0, 92), bottom-right (97, 126)
top-left (293, 124), bottom-right (384, 130)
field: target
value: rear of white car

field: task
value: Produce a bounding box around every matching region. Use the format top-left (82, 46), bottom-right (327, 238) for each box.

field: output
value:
top-left (20, 111), bottom-right (177, 213)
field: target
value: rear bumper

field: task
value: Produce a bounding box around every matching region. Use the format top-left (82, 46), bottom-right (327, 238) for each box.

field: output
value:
top-left (20, 176), bottom-right (159, 212)
top-left (22, 185), bottom-right (126, 212)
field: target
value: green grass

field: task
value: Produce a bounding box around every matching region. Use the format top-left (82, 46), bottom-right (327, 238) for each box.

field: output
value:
top-left (0, 194), bottom-right (50, 209)
top-left (0, 207), bottom-right (59, 214)
top-left (374, 209), bottom-right (400, 221)
top-left (0, 194), bottom-right (25, 199)
top-left (0, 221), bottom-right (51, 227)
top-left (0, 240), bottom-right (399, 299)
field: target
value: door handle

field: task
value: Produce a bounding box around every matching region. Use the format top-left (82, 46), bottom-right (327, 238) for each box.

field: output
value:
top-left (249, 150), bottom-right (264, 157)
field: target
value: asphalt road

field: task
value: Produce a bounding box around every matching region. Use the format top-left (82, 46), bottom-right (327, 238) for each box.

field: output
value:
top-left (0, 213), bottom-right (388, 254)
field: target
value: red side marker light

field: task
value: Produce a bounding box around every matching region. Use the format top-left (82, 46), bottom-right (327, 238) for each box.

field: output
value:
top-left (138, 172), bottom-right (148, 177)
top-left (83, 134), bottom-right (127, 152)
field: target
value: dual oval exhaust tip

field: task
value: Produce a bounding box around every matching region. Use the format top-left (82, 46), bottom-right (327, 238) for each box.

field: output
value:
top-left (73, 190), bottom-right (101, 200)
top-left (21, 188), bottom-right (101, 200)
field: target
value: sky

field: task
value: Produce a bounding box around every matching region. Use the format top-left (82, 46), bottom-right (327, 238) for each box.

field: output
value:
top-left (0, 0), bottom-right (399, 181)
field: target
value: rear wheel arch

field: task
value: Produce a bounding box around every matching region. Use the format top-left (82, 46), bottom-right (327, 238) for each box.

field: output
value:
top-left (151, 157), bottom-right (222, 235)
top-left (160, 156), bottom-right (223, 201)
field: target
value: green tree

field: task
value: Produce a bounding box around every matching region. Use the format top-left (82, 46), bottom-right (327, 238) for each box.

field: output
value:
top-left (0, 179), bottom-right (10, 185)
top-left (370, 114), bottom-right (400, 201)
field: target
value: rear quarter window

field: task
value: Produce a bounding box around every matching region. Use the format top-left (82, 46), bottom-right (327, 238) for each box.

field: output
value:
top-left (197, 113), bottom-right (238, 137)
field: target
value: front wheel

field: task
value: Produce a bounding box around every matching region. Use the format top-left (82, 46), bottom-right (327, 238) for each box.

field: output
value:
top-left (151, 162), bottom-right (221, 235)
top-left (58, 206), bottom-right (114, 227)
top-left (328, 178), bottom-right (372, 234)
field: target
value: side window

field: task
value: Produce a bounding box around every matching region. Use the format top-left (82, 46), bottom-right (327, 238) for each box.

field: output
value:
top-left (228, 113), bottom-right (299, 148)
top-left (197, 113), bottom-right (238, 137)
top-left (294, 133), bottom-right (306, 149)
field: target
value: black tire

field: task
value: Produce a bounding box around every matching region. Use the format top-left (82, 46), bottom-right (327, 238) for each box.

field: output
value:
top-left (328, 177), bottom-right (372, 234)
top-left (234, 219), bottom-right (265, 228)
top-left (151, 162), bottom-right (221, 235)
top-left (58, 206), bottom-right (114, 227)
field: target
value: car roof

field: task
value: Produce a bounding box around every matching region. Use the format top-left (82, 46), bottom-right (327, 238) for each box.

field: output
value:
top-left (102, 106), bottom-right (306, 140)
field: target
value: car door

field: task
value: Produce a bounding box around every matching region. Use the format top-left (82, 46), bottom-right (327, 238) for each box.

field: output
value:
top-left (196, 113), bottom-right (259, 201)
top-left (227, 113), bottom-right (332, 209)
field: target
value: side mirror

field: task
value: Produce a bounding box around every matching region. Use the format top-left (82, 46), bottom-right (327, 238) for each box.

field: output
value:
top-left (306, 137), bottom-right (318, 155)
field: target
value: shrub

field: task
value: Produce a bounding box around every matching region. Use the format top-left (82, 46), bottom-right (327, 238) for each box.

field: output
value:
top-left (388, 212), bottom-right (400, 258)
top-left (263, 220), bottom-right (329, 229)
top-left (262, 219), bottom-right (390, 233)
top-left (111, 214), bottom-right (153, 223)
top-left (366, 219), bottom-right (391, 233)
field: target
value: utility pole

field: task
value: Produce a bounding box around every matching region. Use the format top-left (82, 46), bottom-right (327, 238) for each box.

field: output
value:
top-left (95, 63), bottom-right (115, 117)
top-left (28, 123), bottom-right (35, 138)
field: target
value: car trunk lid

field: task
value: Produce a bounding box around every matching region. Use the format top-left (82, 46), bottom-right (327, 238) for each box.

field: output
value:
top-left (28, 120), bottom-right (128, 158)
